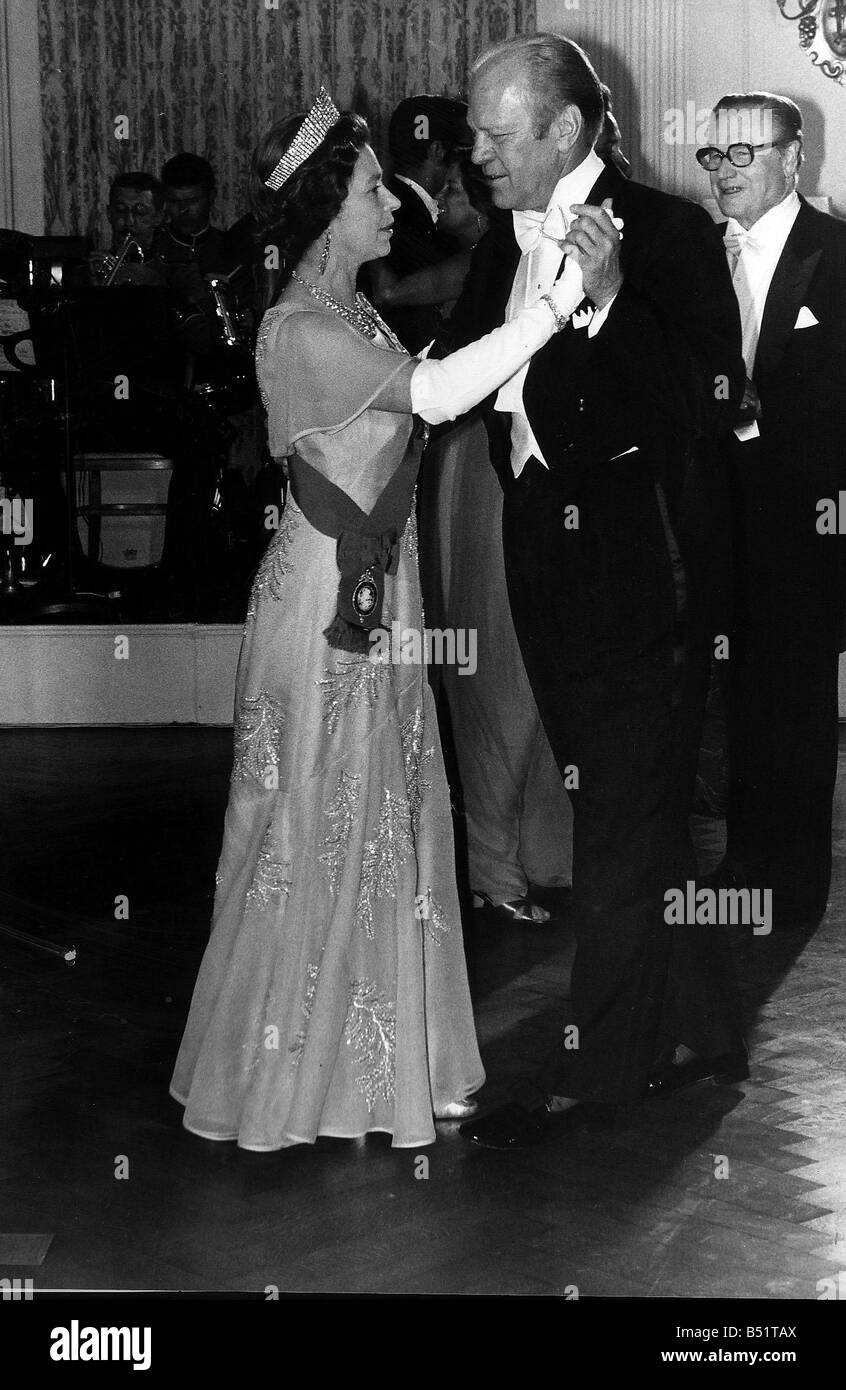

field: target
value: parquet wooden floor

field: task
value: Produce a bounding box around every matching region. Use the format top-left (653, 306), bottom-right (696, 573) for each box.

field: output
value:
top-left (0, 728), bottom-right (844, 1299)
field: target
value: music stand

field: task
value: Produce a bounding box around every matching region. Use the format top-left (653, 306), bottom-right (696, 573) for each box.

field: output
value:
top-left (14, 278), bottom-right (183, 616)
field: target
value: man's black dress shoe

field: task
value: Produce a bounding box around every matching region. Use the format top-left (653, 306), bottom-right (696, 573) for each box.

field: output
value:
top-left (702, 865), bottom-right (824, 934)
top-left (771, 901), bottom-right (826, 935)
top-left (699, 860), bottom-right (749, 892)
top-left (459, 1100), bottom-right (616, 1150)
top-left (645, 1048), bottom-right (749, 1096)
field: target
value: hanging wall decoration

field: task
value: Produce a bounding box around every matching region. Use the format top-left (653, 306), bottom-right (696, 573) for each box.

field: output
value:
top-left (777, 1), bottom-right (846, 83)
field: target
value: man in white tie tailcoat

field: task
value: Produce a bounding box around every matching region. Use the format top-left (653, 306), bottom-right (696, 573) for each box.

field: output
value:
top-left (699, 93), bottom-right (846, 933)
top-left (451, 33), bottom-right (748, 1149)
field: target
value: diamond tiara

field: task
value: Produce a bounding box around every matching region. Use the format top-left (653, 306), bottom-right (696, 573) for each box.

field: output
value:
top-left (264, 87), bottom-right (342, 191)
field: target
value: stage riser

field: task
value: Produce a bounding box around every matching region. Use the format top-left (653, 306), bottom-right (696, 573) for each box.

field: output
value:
top-left (0, 625), bottom-right (242, 725)
top-left (3, 625), bottom-right (846, 727)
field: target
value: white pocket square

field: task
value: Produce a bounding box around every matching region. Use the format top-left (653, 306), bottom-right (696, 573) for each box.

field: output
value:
top-left (794, 305), bottom-right (819, 329)
top-left (571, 305), bottom-right (595, 330)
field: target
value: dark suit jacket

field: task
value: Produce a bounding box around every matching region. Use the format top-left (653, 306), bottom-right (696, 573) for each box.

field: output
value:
top-left (733, 198), bottom-right (846, 583)
top-left (449, 162), bottom-right (746, 649)
top-left (376, 175), bottom-right (459, 354)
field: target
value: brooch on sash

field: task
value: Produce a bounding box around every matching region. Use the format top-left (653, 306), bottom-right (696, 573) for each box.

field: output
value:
top-left (351, 569), bottom-right (379, 623)
top-left (324, 534), bottom-right (395, 653)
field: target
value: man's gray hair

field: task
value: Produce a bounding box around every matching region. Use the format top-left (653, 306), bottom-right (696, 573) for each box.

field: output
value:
top-left (712, 91), bottom-right (804, 167)
top-left (471, 32), bottom-right (605, 146)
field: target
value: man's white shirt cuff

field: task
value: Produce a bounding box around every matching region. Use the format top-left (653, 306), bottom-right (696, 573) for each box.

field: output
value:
top-left (587, 292), bottom-right (617, 337)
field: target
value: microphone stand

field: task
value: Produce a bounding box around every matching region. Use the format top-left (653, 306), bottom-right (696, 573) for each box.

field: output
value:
top-left (17, 262), bottom-right (117, 619)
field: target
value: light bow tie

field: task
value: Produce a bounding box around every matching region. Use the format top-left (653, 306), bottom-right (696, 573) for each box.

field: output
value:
top-left (723, 220), bottom-right (764, 259)
top-left (513, 203), bottom-right (569, 255)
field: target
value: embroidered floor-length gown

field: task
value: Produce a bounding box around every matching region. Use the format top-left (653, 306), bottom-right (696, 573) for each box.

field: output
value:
top-left (170, 288), bottom-right (484, 1149)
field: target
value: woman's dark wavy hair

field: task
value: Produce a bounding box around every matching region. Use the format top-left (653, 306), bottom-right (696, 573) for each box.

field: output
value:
top-left (250, 110), bottom-right (368, 303)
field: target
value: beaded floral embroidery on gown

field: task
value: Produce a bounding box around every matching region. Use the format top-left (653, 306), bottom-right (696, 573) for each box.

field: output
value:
top-left (170, 292), bottom-right (484, 1149)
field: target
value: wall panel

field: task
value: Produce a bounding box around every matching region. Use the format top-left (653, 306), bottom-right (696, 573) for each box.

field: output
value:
top-left (539, 0), bottom-right (846, 211)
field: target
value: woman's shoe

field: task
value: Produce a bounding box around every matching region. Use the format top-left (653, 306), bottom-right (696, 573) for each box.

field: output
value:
top-left (434, 1098), bottom-right (480, 1121)
top-left (472, 892), bottom-right (551, 925)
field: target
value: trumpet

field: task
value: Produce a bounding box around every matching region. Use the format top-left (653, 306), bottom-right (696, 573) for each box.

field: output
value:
top-left (98, 233), bottom-right (145, 286)
top-left (204, 271), bottom-right (242, 347)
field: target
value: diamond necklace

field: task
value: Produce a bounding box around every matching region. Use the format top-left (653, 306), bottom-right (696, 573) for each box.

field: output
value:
top-left (289, 269), bottom-right (406, 350)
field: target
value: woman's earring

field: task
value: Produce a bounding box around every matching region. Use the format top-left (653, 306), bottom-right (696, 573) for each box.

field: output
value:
top-left (319, 227), bottom-right (331, 275)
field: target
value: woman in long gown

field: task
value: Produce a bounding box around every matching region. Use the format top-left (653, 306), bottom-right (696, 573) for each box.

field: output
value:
top-left (169, 96), bottom-right (583, 1150)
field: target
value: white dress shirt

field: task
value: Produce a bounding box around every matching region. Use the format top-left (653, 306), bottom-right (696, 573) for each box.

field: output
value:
top-left (725, 189), bottom-right (800, 442)
top-left (395, 174), bottom-right (440, 224)
top-left (726, 189), bottom-right (801, 377)
top-left (496, 149), bottom-right (613, 476)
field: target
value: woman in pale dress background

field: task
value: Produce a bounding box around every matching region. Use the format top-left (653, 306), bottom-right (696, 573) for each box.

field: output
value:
top-left (169, 96), bottom-right (584, 1151)
top-left (374, 154), bottom-right (574, 925)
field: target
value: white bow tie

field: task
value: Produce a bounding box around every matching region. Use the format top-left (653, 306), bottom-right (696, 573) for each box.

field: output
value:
top-left (513, 203), bottom-right (569, 255)
top-left (724, 219), bottom-right (765, 259)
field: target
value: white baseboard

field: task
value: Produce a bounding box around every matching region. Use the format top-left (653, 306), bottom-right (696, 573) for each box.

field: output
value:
top-left (0, 624), bottom-right (243, 725)
top-left (4, 624), bottom-right (844, 727)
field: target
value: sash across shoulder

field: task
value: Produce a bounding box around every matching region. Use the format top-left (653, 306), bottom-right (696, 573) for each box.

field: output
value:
top-left (287, 434), bottom-right (423, 653)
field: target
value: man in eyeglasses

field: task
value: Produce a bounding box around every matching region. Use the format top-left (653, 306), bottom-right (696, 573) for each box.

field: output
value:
top-left (699, 92), bottom-right (846, 932)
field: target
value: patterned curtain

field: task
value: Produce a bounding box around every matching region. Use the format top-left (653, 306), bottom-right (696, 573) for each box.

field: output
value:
top-left (2, 0), bottom-right (44, 232)
top-left (39, 0), bottom-right (535, 245)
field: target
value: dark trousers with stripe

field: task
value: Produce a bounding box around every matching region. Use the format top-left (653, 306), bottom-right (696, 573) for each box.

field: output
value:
top-left (726, 438), bottom-right (844, 926)
top-left (502, 457), bottom-right (744, 1106)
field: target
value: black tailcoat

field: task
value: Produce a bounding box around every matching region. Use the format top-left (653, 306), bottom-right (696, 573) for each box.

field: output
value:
top-left (448, 164), bottom-right (748, 1102)
top-left (377, 176), bottom-right (459, 354)
top-left (725, 198), bottom-right (846, 925)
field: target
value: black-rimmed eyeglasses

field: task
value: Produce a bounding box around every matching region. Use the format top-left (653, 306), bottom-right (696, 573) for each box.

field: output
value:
top-left (695, 141), bottom-right (787, 171)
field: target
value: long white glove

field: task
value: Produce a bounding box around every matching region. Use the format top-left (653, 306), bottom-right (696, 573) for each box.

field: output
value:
top-left (409, 253), bottom-right (585, 426)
